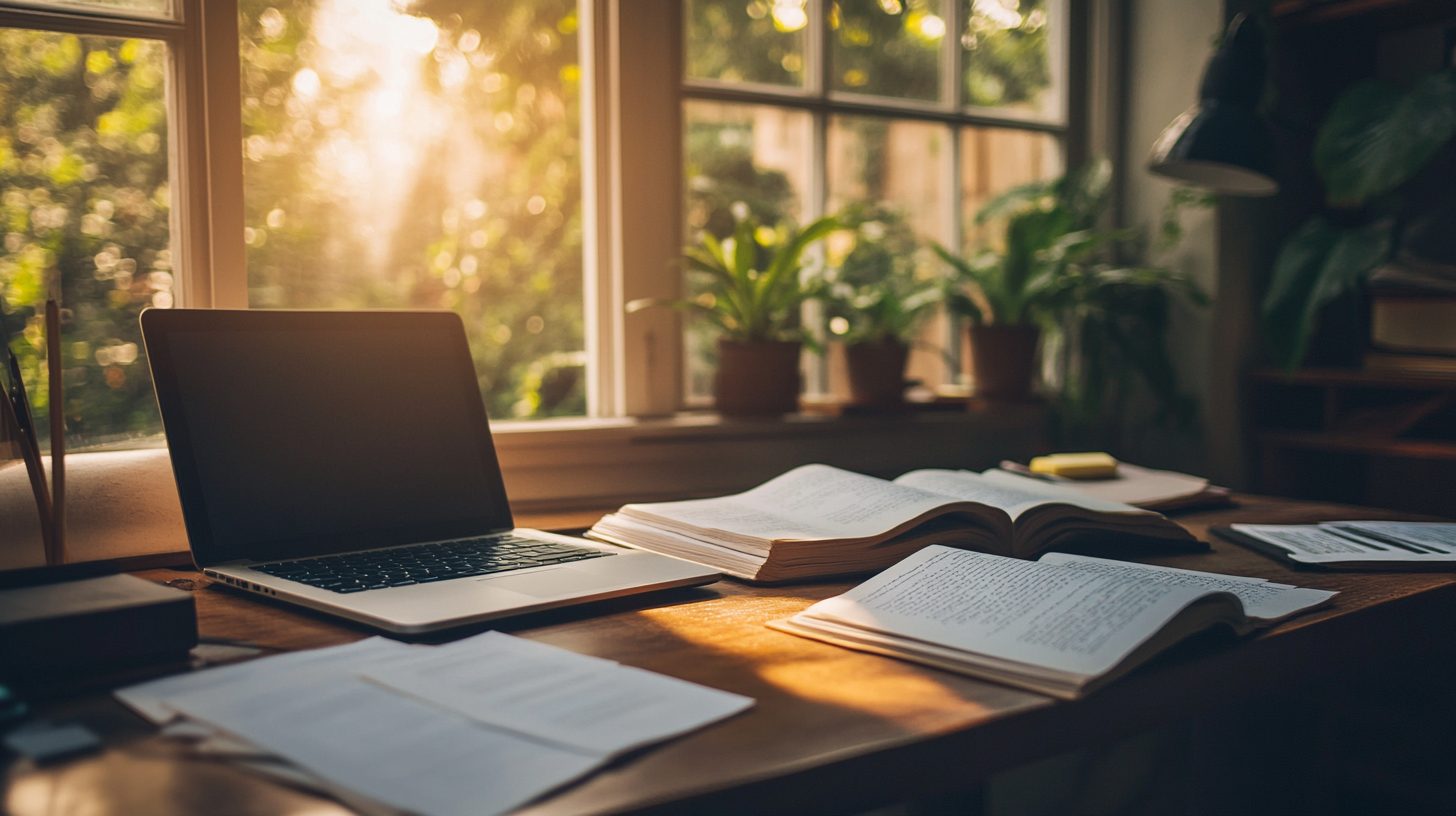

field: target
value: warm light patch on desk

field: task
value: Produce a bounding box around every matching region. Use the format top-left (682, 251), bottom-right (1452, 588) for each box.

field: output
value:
top-left (635, 594), bottom-right (1046, 726)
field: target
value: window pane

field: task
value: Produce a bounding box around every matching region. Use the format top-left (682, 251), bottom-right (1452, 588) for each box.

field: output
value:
top-left (0, 29), bottom-right (170, 449)
top-left (686, 0), bottom-right (808, 88)
top-left (12, 0), bottom-right (171, 17)
top-left (959, 126), bottom-right (1061, 251)
top-left (683, 100), bottom-right (812, 402)
top-left (826, 116), bottom-right (949, 390)
top-left (240, 0), bottom-right (584, 420)
top-left (830, 0), bottom-right (945, 101)
top-left (962, 0), bottom-right (1060, 118)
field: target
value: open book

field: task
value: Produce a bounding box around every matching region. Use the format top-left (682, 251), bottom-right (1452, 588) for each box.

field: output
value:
top-left (587, 464), bottom-right (1201, 583)
top-left (769, 546), bottom-right (1336, 699)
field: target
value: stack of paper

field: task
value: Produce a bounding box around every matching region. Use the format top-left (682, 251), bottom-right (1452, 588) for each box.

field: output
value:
top-left (116, 632), bottom-right (753, 816)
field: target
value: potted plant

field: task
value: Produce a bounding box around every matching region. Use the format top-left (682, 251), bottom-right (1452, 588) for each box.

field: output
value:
top-left (934, 160), bottom-right (1120, 401)
top-left (935, 159), bottom-right (1206, 442)
top-left (821, 214), bottom-right (942, 408)
top-left (630, 211), bottom-right (845, 416)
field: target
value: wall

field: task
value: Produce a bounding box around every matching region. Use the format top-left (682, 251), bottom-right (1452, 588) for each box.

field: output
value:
top-left (1117, 0), bottom-right (1231, 484)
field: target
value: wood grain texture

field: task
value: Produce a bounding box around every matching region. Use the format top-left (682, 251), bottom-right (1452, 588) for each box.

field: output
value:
top-left (8, 496), bottom-right (1456, 816)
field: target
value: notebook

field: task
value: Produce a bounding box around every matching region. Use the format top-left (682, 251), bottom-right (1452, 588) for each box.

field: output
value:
top-left (141, 309), bottom-right (718, 633)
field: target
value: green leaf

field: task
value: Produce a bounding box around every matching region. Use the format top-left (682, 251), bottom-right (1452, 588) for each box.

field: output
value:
top-left (1315, 69), bottom-right (1456, 208)
top-left (974, 180), bottom-right (1055, 224)
top-left (1261, 216), bottom-right (1393, 372)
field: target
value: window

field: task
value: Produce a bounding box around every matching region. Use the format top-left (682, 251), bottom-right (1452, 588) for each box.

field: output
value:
top-left (683, 0), bottom-right (1067, 400)
top-left (2, 0), bottom-right (1077, 458)
top-left (1, 0), bottom-right (586, 455)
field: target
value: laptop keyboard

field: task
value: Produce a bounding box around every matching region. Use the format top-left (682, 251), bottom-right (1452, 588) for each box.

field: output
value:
top-left (250, 535), bottom-right (613, 594)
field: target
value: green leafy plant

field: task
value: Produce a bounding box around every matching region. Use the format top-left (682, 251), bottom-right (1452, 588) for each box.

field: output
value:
top-left (629, 211), bottom-right (846, 344)
top-left (825, 273), bottom-right (942, 346)
top-left (935, 158), bottom-right (1208, 443)
top-left (933, 158), bottom-right (1121, 326)
top-left (1262, 67), bottom-right (1456, 372)
top-left (819, 209), bottom-right (940, 346)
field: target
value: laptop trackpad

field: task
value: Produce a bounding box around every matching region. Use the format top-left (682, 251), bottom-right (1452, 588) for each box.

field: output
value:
top-left (479, 567), bottom-right (617, 598)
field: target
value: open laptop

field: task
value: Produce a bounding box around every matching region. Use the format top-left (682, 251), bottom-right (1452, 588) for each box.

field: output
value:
top-left (141, 309), bottom-right (718, 633)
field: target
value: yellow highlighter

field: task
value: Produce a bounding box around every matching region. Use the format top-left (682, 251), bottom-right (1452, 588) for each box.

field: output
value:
top-left (1029, 452), bottom-right (1119, 480)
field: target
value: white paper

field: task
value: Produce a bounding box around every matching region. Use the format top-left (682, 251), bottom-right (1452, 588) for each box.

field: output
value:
top-left (152, 638), bottom-right (601, 816)
top-left (802, 546), bottom-right (1219, 678)
top-left (622, 463), bottom-right (965, 541)
top-left (1321, 522), bottom-right (1456, 554)
top-left (896, 469), bottom-right (1148, 520)
top-left (364, 631), bottom-right (754, 756)
top-left (1037, 552), bottom-right (1335, 621)
top-left (116, 637), bottom-right (413, 724)
top-left (984, 464), bottom-right (1209, 507)
top-left (1233, 523), bottom-right (1456, 564)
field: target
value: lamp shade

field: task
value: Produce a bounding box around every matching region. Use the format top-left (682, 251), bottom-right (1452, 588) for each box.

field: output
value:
top-left (1148, 13), bottom-right (1278, 196)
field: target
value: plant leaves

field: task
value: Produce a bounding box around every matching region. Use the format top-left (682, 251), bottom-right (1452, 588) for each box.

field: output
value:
top-left (1261, 216), bottom-right (1393, 372)
top-left (1315, 69), bottom-right (1456, 208)
top-left (974, 180), bottom-right (1055, 224)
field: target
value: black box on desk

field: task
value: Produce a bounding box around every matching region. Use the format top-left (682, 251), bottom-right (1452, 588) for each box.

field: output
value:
top-left (0, 565), bottom-right (197, 695)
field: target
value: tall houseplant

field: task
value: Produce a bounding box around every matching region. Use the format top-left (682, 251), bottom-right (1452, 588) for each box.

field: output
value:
top-left (936, 159), bottom-right (1206, 445)
top-left (630, 211), bottom-right (845, 416)
top-left (1262, 67), bottom-right (1456, 372)
top-left (935, 160), bottom-right (1122, 401)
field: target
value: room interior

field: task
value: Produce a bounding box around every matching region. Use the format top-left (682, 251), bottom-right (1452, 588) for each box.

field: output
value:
top-left (3, 0), bottom-right (1456, 814)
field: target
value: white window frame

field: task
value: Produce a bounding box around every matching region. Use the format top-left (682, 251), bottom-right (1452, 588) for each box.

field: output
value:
top-left (680, 0), bottom-right (1072, 395)
top-left (0, 0), bottom-right (1098, 515)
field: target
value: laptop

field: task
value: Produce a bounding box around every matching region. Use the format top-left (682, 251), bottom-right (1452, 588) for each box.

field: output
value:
top-left (141, 309), bottom-right (718, 633)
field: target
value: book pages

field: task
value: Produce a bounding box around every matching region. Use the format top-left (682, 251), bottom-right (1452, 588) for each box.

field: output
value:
top-left (799, 546), bottom-right (1222, 678)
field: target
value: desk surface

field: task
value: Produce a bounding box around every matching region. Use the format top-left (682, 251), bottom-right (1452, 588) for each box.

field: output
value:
top-left (6, 496), bottom-right (1455, 816)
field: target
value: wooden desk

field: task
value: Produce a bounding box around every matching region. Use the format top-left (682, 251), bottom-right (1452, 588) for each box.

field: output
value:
top-left (5, 496), bottom-right (1454, 816)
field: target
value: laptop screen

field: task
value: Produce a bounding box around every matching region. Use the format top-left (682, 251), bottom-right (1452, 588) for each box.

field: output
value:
top-left (143, 310), bottom-right (515, 566)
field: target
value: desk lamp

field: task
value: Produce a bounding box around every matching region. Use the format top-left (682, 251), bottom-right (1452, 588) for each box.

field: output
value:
top-left (1148, 12), bottom-right (1278, 196)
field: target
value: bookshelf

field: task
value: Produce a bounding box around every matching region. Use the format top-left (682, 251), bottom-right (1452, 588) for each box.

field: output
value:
top-left (1251, 368), bottom-right (1456, 515)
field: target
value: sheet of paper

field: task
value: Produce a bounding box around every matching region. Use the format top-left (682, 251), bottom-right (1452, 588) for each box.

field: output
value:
top-left (802, 546), bottom-right (1220, 678)
top-left (896, 469), bottom-right (1145, 520)
top-left (364, 631), bottom-right (754, 756)
top-left (1232, 524), bottom-right (1456, 564)
top-left (153, 639), bottom-right (601, 816)
top-left (1037, 553), bottom-right (1336, 621)
top-left (116, 637), bottom-right (413, 724)
top-left (987, 464), bottom-right (1209, 507)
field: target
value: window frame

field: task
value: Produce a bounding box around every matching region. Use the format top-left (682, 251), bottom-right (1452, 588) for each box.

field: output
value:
top-left (0, 0), bottom-right (1105, 516)
top-left (680, 0), bottom-right (1074, 397)
top-left (0, 0), bottom-right (246, 310)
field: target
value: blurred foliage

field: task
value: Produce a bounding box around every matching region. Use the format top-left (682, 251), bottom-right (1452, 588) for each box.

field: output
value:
top-left (820, 206), bottom-right (941, 345)
top-left (831, 0), bottom-right (942, 100)
top-left (240, 0), bottom-right (585, 419)
top-left (687, 0), bottom-right (806, 86)
top-left (961, 0), bottom-right (1051, 111)
top-left (0, 29), bottom-right (170, 448)
top-left (687, 0), bottom-right (1053, 111)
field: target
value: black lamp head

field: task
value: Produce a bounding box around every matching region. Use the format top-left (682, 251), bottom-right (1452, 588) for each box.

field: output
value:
top-left (1148, 13), bottom-right (1278, 197)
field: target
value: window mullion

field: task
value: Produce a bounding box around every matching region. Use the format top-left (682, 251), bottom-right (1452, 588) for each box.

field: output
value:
top-left (171, 0), bottom-right (245, 309)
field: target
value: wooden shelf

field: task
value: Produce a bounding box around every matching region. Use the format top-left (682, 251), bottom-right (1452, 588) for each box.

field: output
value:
top-left (1274, 0), bottom-right (1456, 31)
top-left (1261, 430), bottom-right (1456, 460)
top-left (1250, 367), bottom-right (1456, 390)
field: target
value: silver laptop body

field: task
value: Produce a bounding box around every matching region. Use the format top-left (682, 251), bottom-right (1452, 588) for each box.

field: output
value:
top-left (141, 309), bottom-right (717, 634)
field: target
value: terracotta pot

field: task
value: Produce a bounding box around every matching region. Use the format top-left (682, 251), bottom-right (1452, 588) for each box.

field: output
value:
top-left (969, 324), bottom-right (1040, 401)
top-left (714, 339), bottom-right (802, 416)
top-left (845, 340), bottom-right (910, 407)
